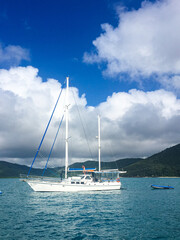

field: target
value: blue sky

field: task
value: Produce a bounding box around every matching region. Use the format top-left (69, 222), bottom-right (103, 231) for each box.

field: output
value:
top-left (1, 0), bottom-right (180, 167)
top-left (0, 0), bottom-right (157, 106)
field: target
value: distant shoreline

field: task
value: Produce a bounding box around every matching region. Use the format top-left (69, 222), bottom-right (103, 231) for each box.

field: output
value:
top-left (121, 176), bottom-right (180, 178)
top-left (0, 176), bottom-right (179, 179)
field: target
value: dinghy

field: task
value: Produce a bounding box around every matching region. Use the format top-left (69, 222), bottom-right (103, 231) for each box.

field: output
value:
top-left (151, 184), bottom-right (174, 189)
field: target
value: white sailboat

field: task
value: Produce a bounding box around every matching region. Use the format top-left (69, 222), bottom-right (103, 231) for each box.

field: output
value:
top-left (26, 77), bottom-right (124, 192)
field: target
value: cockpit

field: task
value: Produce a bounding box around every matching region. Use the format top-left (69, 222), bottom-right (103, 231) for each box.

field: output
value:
top-left (92, 171), bottom-right (119, 182)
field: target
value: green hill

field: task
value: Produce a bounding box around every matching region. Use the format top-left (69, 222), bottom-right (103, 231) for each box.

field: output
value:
top-left (0, 161), bottom-right (42, 178)
top-left (0, 158), bottom-right (141, 178)
top-left (69, 158), bottom-right (142, 171)
top-left (0, 143), bottom-right (180, 178)
top-left (123, 144), bottom-right (180, 177)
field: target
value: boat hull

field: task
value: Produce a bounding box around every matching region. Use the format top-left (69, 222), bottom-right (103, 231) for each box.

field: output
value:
top-left (26, 180), bottom-right (121, 192)
top-left (151, 184), bottom-right (174, 189)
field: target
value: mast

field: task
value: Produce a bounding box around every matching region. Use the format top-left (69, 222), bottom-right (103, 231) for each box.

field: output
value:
top-left (98, 115), bottom-right (101, 172)
top-left (65, 77), bottom-right (69, 179)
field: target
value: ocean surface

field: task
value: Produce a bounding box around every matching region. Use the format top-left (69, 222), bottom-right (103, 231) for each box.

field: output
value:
top-left (0, 178), bottom-right (180, 240)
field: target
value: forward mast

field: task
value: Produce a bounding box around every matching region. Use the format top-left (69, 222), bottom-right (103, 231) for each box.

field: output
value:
top-left (65, 76), bottom-right (69, 179)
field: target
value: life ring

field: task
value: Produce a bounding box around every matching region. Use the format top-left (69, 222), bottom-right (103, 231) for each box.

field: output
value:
top-left (116, 178), bottom-right (120, 182)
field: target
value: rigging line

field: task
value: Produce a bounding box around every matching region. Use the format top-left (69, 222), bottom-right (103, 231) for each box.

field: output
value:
top-left (94, 108), bottom-right (118, 168)
top-left (38, 152), bottom-right (46, 158)
top-left (45, 127), bottom-right (65, 172)
top-left (71, 88), bottom-right (94, 160)
top-left (42, 114), bottom-right (64, 176)
top-left (46, 168), bottom-right (60, 177)
top-left (108, 141), bottom-right (119, 169)
top-left (38, 152), bottom-right (59, 173)
top-left (27, 81), bottom-right (65, 177)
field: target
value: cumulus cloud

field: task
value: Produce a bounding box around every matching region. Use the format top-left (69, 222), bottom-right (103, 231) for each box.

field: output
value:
top-left (0, 66), bottom-right (180, 168)
top-left (0, 44), bottom-right (29, 67)
top-left (84, 0), bottom-right (180, 90)
top-left (159, 75), bottom-right (180, 91)
top-left (0, 66), bottom-right (89, 168)
top-left (97, 89), bottom-right (180, 159)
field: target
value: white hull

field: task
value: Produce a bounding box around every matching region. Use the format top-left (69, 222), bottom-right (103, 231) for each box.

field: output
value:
top-left (26, 179), bottom-right (121, 192)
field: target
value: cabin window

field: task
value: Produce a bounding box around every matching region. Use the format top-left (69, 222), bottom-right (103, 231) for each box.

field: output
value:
top-left (92, 172), bottom-right (119, 182)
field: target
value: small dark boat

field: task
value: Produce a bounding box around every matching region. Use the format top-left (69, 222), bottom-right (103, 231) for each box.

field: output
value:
top-left (151, 184), bottom-right (174, 189)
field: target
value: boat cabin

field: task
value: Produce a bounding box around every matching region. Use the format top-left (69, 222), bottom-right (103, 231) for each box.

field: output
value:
top-left (70, 175), bottom-right (92, 184)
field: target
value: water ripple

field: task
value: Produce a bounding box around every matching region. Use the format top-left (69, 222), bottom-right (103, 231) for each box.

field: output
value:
top-left (0, 178), bottom-right (180, 239)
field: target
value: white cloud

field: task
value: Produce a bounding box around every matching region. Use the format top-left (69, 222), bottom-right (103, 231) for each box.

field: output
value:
top-left (159, 75), bottom-right (180, 91)
top-left (0, 66), bottom-right (180, 168)
top-left (0, 44), bottom-right (29, 67)
top-left (84, 0), bottom-right (180, 89)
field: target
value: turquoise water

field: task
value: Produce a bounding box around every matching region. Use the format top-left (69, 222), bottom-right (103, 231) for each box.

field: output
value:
top-left (0, 178), bottom-right (180, 240)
